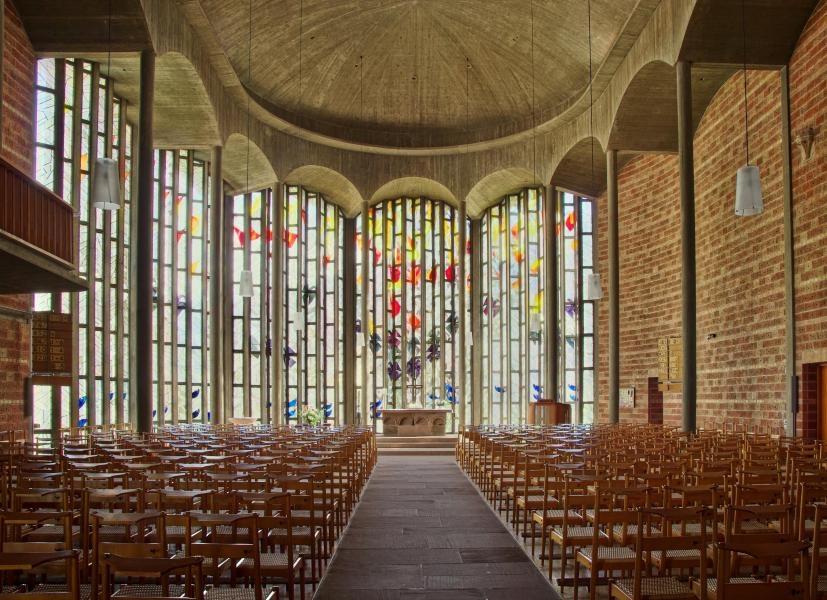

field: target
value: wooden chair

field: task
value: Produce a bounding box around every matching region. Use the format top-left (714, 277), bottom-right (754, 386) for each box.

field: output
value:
top-left (237, 493), bottom-right (305, 600)
top-left (609, 507), bottom-right (711, 600)
top-left (101, 554), bottom-right (203, 600)
top-left (573, 491), bottom-right (638, 600)
top-left (0, 550), bottom-right (80, 600)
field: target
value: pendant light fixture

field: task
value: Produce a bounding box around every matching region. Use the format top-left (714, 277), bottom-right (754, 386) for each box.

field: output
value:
top-left (582, 0), bottom-right (603, 301)
top-left (734, 0), bottom-right (763, 216)
top-left (239, 269), bottom-right (254, 298)
top-left (584, 273), bottom-right (603, 301)
top-left (92, 0), bottom-right (121, 211)
top-left (239, 0), bottom-right (255, 298)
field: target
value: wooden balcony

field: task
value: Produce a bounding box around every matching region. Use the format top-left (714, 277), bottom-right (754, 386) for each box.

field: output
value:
top-left (0, 157), bottom-right (86, 293)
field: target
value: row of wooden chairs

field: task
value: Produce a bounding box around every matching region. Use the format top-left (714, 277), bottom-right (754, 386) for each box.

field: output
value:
top-left (457, 423), bottom-right (824, 600)
top-left (0, 424), bottom-right (376, 600)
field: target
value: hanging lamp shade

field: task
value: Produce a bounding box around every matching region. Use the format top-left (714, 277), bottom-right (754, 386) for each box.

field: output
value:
top-left (239, 269), bottom-right (254, 298)
top-left (91, 157), bottom-right (121, 211)
top-left (584, 273), bottom-right (603, 301)
top-left (735, 164), bottom-right (763, 216)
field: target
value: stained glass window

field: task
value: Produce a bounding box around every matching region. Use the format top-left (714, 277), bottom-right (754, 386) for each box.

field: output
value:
top-left (356, 197), bottom-right (467, 432)
top-left (152, 150), bottom-right (212, 426)
top-left (281, 186), bottom-right (344, 424)
top-left (480, 188), bottom-right (546, 424)
top-left (33, 58), bottom-right (132, 435)
top-left (557, 190), bottom-right (596, 424)
top-left (231, 189), bottom-right (271, 422)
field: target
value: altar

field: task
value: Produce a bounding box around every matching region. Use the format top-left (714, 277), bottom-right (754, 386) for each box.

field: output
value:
top-left (381, 408), bottom-right (451, 436)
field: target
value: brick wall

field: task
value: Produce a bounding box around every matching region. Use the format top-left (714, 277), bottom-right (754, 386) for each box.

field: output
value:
top-left (596, 0), bottom-right (827, 434)
top-left (790, 1), bottom-right (827, 374)
top-left (0, 0), bottom-right (35, 433)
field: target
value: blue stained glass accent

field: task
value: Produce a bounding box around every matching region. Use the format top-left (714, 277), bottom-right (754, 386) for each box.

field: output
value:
top-left (192, 409), bottom-right (200, 419)
top-left (192, 389), bottom-right (200, 398)
top-left (78, 418), bottom-right (88, 427)
top-left (78, 396), bottom-right (87, 408)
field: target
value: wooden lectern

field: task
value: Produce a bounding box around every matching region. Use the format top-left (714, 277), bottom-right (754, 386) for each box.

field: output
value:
top-left (528, 399), bottom-right (571, 425)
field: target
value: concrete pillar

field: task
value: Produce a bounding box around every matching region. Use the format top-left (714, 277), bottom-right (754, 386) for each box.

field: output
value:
top-left (607, 149), bottom-right (620, 423)
top-left (270, 183), bottom-right (284, 425)
top-left (544, 185), bottom-right (558, 403)
top-left (677, 61), bottom-right (697, 434)
top-left (209, 146), bottom-right (224, 426)
top-left (342, 217), bottom-right (357, 424)
top-left (135, 50), bottom-right (155, 434)
top-left (470, 219), bottom-right (483, 425)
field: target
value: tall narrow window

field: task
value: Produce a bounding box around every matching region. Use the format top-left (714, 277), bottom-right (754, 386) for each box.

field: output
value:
top-left (282, 186), bottom-right (344, 424)
top-left (557, 190), bottom-right (596, 423)
top-left (152, 149), bottom-right (212, 427)
top-left (480, 188), bottom-right (546, 424)
top-left (357, 198), bottom-right (465, 432)
top-left (231, 189), bottom-right (271, 422)
top-left (33, 58), bottom-right (132, 436)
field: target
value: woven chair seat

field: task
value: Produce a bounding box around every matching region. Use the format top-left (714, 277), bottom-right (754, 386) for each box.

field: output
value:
top-left (611, 576), bottom-right (695, 599)
top-left (267, 526), bottom-right (317, 539)
top-left (670, 523), bottom-right (703, 535)
top-left (613, 524), bottom-right (661, 539)
top-left (112, 584), bottom-right (186, 597)
top-left (205, 586), bottom-right (274, 600)
top-left (579, 545), bottom-right (636, 560)
top-left (550, 526), bottom-right (597, 540)
top-left (703, 577), bottom-right (762, 596)
top-left (239, 553), bottom-right (292, 568)
top-left (532, 509), bottom-right (578, 524)
top-left (32, 583), bottom-right (92, 600)
top-left (649, 548), bottom-right (701, 562)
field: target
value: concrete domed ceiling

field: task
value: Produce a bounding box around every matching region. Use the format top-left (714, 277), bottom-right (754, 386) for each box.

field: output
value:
top-left (197, 0), bottom-right (641, 148)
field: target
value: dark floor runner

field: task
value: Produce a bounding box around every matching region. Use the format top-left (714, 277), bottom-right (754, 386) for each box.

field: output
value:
top-left (313, 455), bottom-right (561, 600)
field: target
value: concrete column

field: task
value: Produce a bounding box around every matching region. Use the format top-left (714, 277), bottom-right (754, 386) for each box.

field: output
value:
top-left (607, 149), bottom-right (620, 423)
top-left (342, 217), bottom-right (357, 424)
top-left (359, 202), bottom-right (370, 426)
top-left (457, 201), bottom-right (468, 429)
top-left (135, 50), bottom-right (155, 434)
top-left (270, 183), bottom-right (284, 425)
top-left (677, 61), bottom-right (696, 434)
top-left (470, 219), bottom-right (483, 425)
top-left (544, 185), bottom-right (558, 403)
top-left (780, 66), bottom-right (797, 438)
top-left (208, 146), bottom-right (224, 427)
top-left (222, 191), bottom-right (234, 423)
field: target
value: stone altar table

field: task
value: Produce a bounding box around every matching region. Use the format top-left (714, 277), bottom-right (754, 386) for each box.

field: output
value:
top-left (381, 408), bottom-right (451, 436)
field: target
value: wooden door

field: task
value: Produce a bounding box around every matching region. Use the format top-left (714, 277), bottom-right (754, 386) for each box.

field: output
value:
top-left (820, 365), bottom-right (827, 441)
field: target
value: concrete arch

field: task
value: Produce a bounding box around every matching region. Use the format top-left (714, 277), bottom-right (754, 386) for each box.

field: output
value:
top-left (284, 165), bottom-right (363, 217)
top-left (465, 168), bottom-right (537, 218)
top-left (154, 52), bottom-right (221, 148)
top-left (368, 177), bottom-right (458, 209)
top-left (607, 59), bottom-right (737, 153)
top-left (223, 133), bottom-right (277, 195)
top-left (550, 137), bottom-right (607, 198)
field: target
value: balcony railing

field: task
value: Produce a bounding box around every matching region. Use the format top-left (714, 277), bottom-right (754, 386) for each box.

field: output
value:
top-left (0, 157), bottom-right (74, 265)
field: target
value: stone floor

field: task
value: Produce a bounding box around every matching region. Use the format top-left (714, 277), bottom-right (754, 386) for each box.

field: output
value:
top-left (313, 455), bottom-right (561, 600)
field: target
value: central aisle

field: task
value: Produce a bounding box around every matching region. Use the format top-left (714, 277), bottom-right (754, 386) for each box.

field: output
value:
top-left (314, 455), bottom-right (560, 600)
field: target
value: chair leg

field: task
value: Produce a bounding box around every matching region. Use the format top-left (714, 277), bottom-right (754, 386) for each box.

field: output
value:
top-left (299, 563), bottom-right (306, 600)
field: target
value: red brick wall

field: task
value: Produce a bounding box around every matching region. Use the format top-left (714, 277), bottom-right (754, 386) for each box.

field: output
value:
top-left (790, 0), bottom-right (827, 376)
top-left (0, 0), bottom-right (36, 433)
top-left (597, 0), bottom-right (827, 434)
top-left (596, 153), bottom-right (682, 424)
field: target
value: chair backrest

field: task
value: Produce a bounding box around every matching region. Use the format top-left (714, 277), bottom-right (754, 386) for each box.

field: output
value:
top-left (101, 554), bottom-right (203, 600)
top-left (187, 512), bottom-right (262, 600)
top-left (715, 539), bottom-right (810, 600)
top-left (634, 507), bottom-right (711, 600)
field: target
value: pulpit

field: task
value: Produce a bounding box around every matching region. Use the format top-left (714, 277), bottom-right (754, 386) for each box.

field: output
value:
top-left (527, 400), bottom-right (571, 425)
